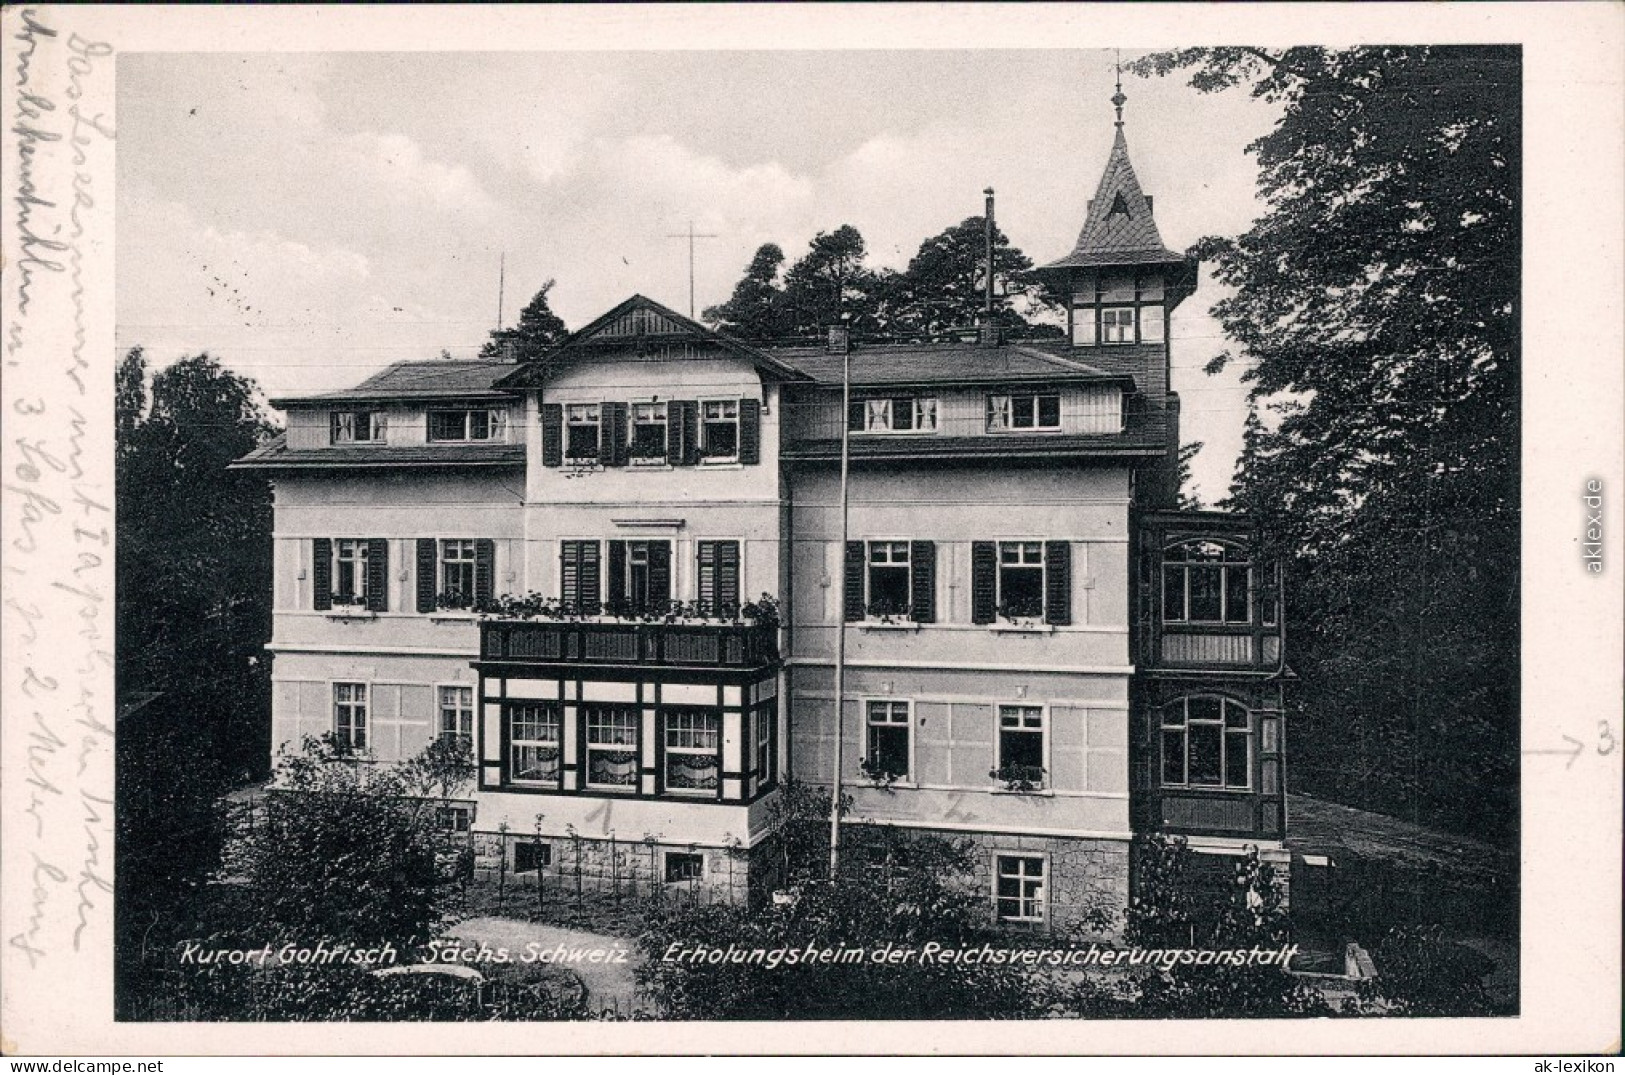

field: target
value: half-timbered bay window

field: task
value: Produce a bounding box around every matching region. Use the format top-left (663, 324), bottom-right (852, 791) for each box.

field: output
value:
top-left (1161, 696), bottom-right (1250, 790)
top-left (752, 705), bottom-right (776, 785)
top-left (438, 685), bottom-right (473, 746)
top-left (333, 683), bottom-right (368, 750)
top-left (509, 703), bottom-right (562, 786)
top-left (696, 541), bottom-right (741, 614)
top-left (559, 541), bottom-right (602, 614)
top-left (995, 855), bottom-right (1046, 925)
top-left (986, 393), bottom-right (1061, 432)
top-left (608, 540), bottom-right (671, 614)
top-left (1163, 540), bottom-right (1251, 624)
top-left (996, 705), bottom-right (1045, 787)
top-left (700, 400), bottom-right (739, 460)
top-left (629, 402), bottom-right (668, 464)
top-left (662, 708), bottom-right (721, 795)
top-left (848, 396), bottom-right (938, 434)
top-left (865, 700), bottom-right (911, 780)
top-left (330, 409), bottom-right (384, 444)
top-left (565, 404), bottom-right (602, 463)
top-left (584, 706), bottom-right (640, 789)
top-left (427, 407), bottom-right (506, 442)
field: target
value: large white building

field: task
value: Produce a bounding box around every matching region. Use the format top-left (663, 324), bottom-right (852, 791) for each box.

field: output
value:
top-left (234, 107), bottom-right (1289, 932)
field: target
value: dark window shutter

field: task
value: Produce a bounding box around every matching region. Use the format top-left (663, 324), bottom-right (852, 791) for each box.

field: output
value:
top-left (1045, 540), bottom-right (1072, 626)
top-left (667, 403), bottom-right (686, 462)
top-left (843, 541), bottom-right (866, 622)
top-left (971, 541), bottom-right (997, 625)
top-left (313, 538), bottom-right (333, 610)
top-left (718, 541), bottom-right (741, 610)
top-left (416, 539), bottom-right (437, 613)
top-left (541, 403), bottom-right (563, 467)
top-left (677, 401), bottom-right (699, 466)
top-left (560, 542), bottom-right (580, 610)
top-left (579, 541), bottom-right (601, 615)
top-left (603, 402), bottom-right (628, 467)
top-left (366, 538), bottom-right (389, 612)
top-left (648, 541), bottom-right (672, 608)
top-left (909, 540), bottom-right (936, 624)
top-left (607, 540), bottom-right (627, 609)
top-left (475, 539), bottom-right (496, 607)
top-left (738, 398), bottom-right (762, 465)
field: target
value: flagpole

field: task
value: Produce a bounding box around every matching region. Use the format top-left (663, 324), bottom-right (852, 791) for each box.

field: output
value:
top-left (828, 328), bottom-right (852, 880)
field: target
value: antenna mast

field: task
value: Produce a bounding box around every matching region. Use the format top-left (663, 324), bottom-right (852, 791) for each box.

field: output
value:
top-left (496, 252), bottom-right (506, 330)
top-left (666, 221), bottom-right (718, 318)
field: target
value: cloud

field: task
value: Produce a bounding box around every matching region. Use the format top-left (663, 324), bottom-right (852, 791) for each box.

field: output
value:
top-left (336, 131), bottom-right (496, 214)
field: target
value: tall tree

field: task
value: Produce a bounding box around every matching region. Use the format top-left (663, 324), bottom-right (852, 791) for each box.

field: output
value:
top-left (780, 225), bottom-right (888, 336)
top-left (888, 216), bottom-right (1060, 338)
top-left (703, 243), bottom-right (790, 339)
top-left (1138, 47), bottom-right (1520, 840)
top-left (480, 279), bottom-right (569, 363)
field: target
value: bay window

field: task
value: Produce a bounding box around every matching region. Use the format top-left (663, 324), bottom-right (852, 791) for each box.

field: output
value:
top-left (1163, 540), bottom-right (1251, 624)
top-left (1160, 696), bottom-right (1251, 790)
top-left (662, 708), bottom-right (721, 795)
top-left (509, 703), bottom-right (562, 786)
top-left (584, 706), bottom-right (639, 789)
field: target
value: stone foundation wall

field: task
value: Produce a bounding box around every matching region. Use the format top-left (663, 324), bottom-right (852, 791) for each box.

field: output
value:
top-left (959, 831), bottom-right (1132, 938)
top-left (469, 828), bottom-right (753, 905)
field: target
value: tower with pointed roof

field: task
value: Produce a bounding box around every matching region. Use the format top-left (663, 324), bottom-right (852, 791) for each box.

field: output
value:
top-left (1034, 69), bottom-right (1199, 508)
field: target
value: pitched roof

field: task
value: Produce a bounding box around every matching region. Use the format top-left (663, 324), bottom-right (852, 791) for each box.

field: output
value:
top-left (1040, 128), bottom-right (1185, 271)
top-left (229, 433), bottom-right (525, 471)
top-left (765, 341), bottom-right (1135, 389)
top-left (495, 294), bottom-right (812, 389)
top-left (269, 360), bottom-right (511, 407)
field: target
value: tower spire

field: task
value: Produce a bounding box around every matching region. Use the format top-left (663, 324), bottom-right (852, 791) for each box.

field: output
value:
top-left (1112, 49), bottom-right (1126, 129)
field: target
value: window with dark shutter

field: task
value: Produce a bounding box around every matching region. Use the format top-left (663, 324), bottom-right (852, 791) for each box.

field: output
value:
top-left (971, 542), bottom-right (998, 625)
top-left (698, 541), bottom-right (741, 613)
top-left (602, 402), bottom-right (629, 467)
top-left (541, 403), bottom-right (563, 467)
top-left (416, 539), bottom-right (437, 613)
top-left (313, 538), bottom-right (333, 610)
top-left (366, 539), bottom-right (389, 612)
top-left (647, 541), bottom-right (672, 610)
top-left (607, 540), bottom-right (627, 610)
top-left (909, 540), bottom-right (936, 623)
top-left (843, 541), bottom-right (865, 623)
top-left (738, 398), bottom-right (762, 465)
top-left (475, 539), bottom-right (495, 606)
top-left (666, 403), bottom-right (687, 463)
top-left (561, 540), bottom-right (602, 614)
top-left (1044, 541), bottom-right (1071, 626)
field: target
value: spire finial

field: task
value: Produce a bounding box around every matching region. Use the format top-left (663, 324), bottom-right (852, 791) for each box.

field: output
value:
top-left (1111, 49), bottom-right (1126, 129)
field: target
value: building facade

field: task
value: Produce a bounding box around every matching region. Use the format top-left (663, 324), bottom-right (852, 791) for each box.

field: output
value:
top-left (234, 111), bottom-right (1288, 932)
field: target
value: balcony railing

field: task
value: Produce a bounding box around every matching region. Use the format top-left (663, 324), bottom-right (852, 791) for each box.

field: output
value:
top-left (479, 619), bottom-right (779, 670)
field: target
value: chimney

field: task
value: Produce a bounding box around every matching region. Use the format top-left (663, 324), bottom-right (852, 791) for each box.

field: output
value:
top-left (979, 322), bottom-right (1002, 349)
top-left (826, 326), bottom-right (850, 354)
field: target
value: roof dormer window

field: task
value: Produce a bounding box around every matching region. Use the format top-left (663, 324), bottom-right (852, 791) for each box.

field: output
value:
top-left (330, 410), bottom-right (384, 444)
top-left (427, 407), bottom-right (507, 442)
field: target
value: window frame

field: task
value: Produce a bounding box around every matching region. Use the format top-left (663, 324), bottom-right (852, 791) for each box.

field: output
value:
top-left (698, 398), bottom-right (740, 462)
top-left (1099, 306), bottom-right (1137, 345)
top-left (426, 407), bottom-right (507, 443)
top-left (752, 703), bottom-right (776, 787)
top-left (559, 539), bottom-right (601, 614)
top-left (663, 851), bottom-right (707, 884)
top-left (332, 682), bottom-right (369, 751)
top-left (995, 540), bottom-right (1046, 622)
top-left (864, 698), bottom-right (913, 782)
top-left (995, 703), bottom-right (1047, 789)
top-left (986, 393), bottom-right (1062, 433)
top-left (848, 396), bottom-right (939, 435)
top-left (439, 538), bottom-right (477, 601)
top-left (1162, 540), bottom-right (1253, 625)
top-left (620, 539), bottom-right (672, 613)
top-left (436, 683), bottom-right (474, 747)
top-left (661, 707), bottom-right (723, 798)
top-left (508, 701), bottom-right (563, 788)
top-left (628, 401), bottom-right (669, 465)
top-left (564, 403), bottom-right (602, 463)
top-left (1159, 695), bottom-right (1252, 791)
top-left (332, 539), bottom-right (371, 606)
top-left (864, 539), bottom-right (913, 620)
top-left (993, 853), bottom-right (1048, 926)
top-left (582, 705), bottom-right (641, 792)
top-left (330, 409), bottom-right (384, 445)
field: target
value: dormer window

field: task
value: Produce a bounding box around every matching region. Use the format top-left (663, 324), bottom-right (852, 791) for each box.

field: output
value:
top-left (565, 404), bottom-right (601, 462)
top-left (987, 394), bottom-right (1061, 433)
top-left (330, 410), bottom-right (384, 444)
top-left (427, 407), bottom-right (506, 442)
top-left (848, 396), bottom-right (938, 434)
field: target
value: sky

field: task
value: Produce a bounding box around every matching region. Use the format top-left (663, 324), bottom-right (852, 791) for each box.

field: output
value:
top-left (116, 50), bottom-right (1282, 502)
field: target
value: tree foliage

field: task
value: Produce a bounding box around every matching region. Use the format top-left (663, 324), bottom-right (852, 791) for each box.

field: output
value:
top-left (702, 243), bottom-right (791, 339)
top-left (1137, 47), bottom-right (1520, 841)
top-left (886, 215), bottom-right (1059, 338)
top-left (481, 279), bottom-right (569, 363)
